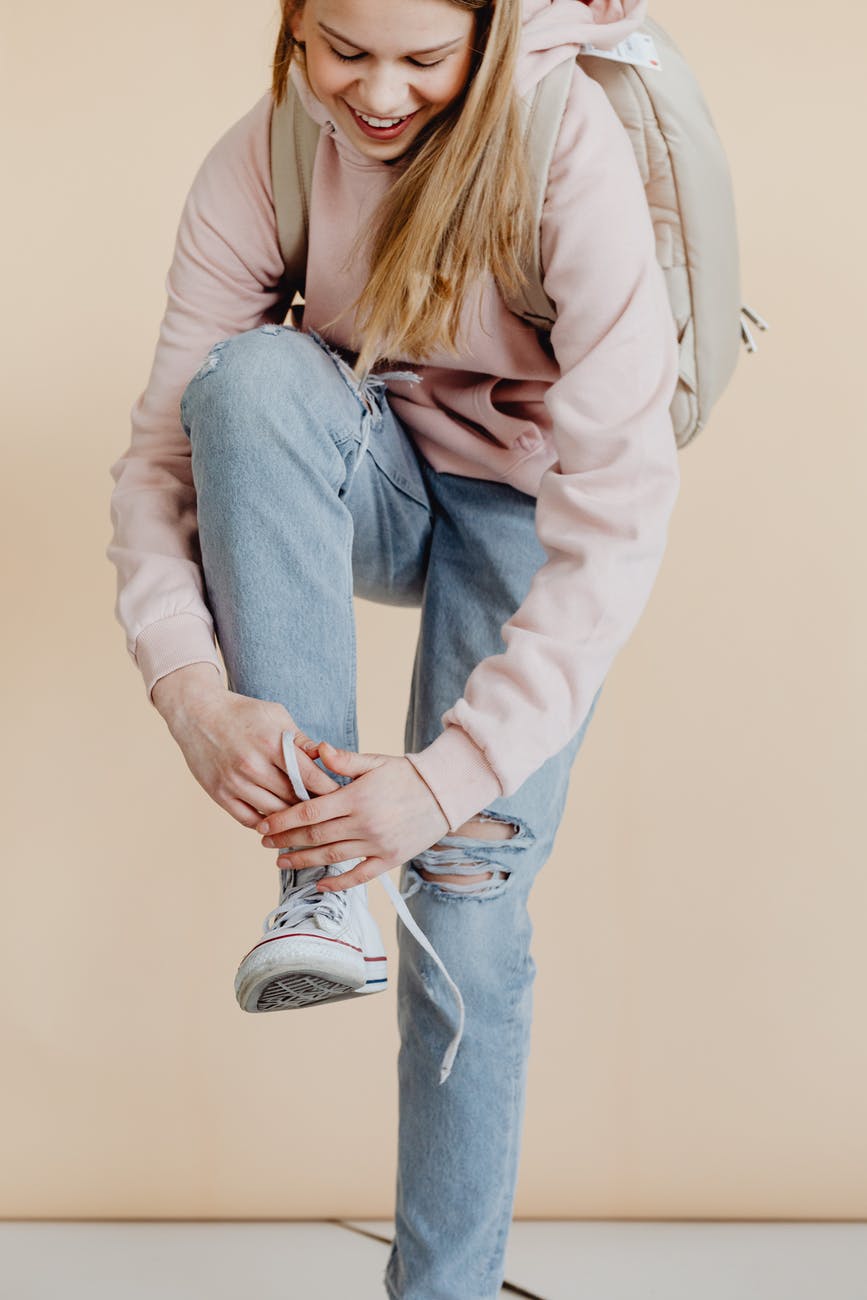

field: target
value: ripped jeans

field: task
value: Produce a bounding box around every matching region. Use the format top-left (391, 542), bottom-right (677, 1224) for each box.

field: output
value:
top-left (179, 325), bottom-right (602, 1300)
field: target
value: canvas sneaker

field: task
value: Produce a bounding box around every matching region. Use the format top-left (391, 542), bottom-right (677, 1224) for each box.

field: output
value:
top-left (234, 728), bottom-right (467, 1084)
top-left (233, 855), bottom-right (388, 1012)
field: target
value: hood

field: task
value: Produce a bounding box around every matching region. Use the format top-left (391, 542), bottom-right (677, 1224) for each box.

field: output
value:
top-left (288, 0), bottom-right (648, 161)
top-left (517, 0), bottom-right (647, 97)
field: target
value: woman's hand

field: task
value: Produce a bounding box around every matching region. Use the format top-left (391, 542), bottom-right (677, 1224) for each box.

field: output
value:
top-left (256, 740), bottom-right (450, 889)
top-left (155, 667), bottom-right (341, 829)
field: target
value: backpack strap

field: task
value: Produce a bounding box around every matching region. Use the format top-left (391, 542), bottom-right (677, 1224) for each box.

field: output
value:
top-left (270, 79), bottom-right (320, 300)
top-left (507, 23), bottom-right (761, 448)
top-left (507, 58), bottom-right (574, 328)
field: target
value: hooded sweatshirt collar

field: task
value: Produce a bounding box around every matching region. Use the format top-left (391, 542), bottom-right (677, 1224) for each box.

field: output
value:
top-left (517, 0), bottom-right (647, 97)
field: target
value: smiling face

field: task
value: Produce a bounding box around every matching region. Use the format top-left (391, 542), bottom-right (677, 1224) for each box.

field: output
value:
top-left (290, 0), bottom-right (478, 160)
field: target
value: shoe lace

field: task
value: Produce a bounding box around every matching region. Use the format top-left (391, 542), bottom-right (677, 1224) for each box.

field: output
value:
top-left (263, 866), bottom-right (351, 935)
top-left (277, 731), bottom-right (465, 1085)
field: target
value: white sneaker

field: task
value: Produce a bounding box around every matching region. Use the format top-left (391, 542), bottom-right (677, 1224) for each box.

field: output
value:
top-left (234, 729), bottom-right (467, 1084)
top-left (233, 858), bottom-right (387, 1012)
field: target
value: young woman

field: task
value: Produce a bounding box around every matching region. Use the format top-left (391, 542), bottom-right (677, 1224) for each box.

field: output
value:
top-left (106, 0), bottom-right (679, 1293)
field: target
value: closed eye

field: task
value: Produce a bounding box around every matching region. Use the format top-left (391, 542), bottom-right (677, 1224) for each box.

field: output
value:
top-left (328, 46), bottom-right (445, 68)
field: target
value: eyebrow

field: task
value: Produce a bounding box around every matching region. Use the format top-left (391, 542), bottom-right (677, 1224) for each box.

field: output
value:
top-left (317, 21), bottom-right (464, 56)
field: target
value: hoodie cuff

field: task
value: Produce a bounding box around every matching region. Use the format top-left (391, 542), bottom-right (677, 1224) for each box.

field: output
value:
top-left (134, 614), bottom-right (226, 704)
top-left (405, 726), bottom-right (504, 834)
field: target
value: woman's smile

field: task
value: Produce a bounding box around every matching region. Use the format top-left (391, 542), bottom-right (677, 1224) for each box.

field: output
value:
top-left (345, 102), bottom-right (421, 140)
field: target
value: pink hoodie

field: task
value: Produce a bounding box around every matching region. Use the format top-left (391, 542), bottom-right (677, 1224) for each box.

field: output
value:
top-left (106, 0), bottom-right (680, 834)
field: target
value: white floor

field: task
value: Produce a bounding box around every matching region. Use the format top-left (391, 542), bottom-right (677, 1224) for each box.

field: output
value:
top-left (1, 1219), bottom-right (865, 1299)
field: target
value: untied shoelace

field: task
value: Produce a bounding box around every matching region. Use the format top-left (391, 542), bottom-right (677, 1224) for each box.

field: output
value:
top-left (276, 730), bottom-right (466, 1084)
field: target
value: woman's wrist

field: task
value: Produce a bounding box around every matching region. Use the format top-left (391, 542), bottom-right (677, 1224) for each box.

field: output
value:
top-left (151, 662), bottom-right (225, 724)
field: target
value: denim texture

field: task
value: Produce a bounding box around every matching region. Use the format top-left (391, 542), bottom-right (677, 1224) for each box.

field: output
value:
top-left (180, 324), bottom-right (602, 1299)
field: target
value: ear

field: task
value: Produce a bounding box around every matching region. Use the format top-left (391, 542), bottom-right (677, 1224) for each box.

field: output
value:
top-left (288, 3), bottom-right (306, 45)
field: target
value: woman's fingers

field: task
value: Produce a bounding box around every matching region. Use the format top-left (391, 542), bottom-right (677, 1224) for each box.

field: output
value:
top-left (257, 786), bottom-right (350, 838)
top-left (316, 856), bottom-right (384, 891)
top-left (265, 809), bottom-right (355, 849)
top-left (238, 782), bottom-right (301, 821)
top-left (263, 757), bottom-right (338, 803)
top-left (225, 793), bottom-right (274, 830)
top-left (276, 840), bottom-right (369, 871)
top-left (296, 745), bottom-right (341, 793)
top-left (273, 730), bottom-right (341, 799)
top-left (232, 761), bottom-right (339, 835)
top-left (218, 725), bottom-right (344, 833)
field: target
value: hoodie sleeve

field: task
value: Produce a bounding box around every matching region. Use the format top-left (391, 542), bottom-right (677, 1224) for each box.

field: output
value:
top-left (405, 63), bottom-right (681, 831)
top-left (105, 91), bottom-right (291, 704)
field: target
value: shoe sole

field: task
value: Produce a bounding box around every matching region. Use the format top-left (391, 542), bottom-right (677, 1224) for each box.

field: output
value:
top-left (250, 971), bottom-right (359, 1011)
top-left (234, 932), bottom-right (366, 1013)
top-left (293, 956), bottom-right (388, 1008)
top-left (241, 955), bottom-right (390, 1013)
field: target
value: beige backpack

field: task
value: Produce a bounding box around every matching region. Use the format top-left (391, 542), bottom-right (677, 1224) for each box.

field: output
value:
top-left (271, 17), bottom-right (769, 448)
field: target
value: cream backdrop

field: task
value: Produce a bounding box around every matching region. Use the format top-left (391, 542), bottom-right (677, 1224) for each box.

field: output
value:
top-left (2, 0), bottom-right (865, 1220)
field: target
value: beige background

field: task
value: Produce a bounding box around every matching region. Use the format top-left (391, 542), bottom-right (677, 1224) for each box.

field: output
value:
top-left (2, 0), bottom-right (865, 1219)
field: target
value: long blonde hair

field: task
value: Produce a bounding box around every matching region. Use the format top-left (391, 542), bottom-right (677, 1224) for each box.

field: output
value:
top-left (272, 0), bottom-right (534, 377)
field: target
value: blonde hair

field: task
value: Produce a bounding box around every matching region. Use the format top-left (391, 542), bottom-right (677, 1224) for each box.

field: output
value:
top-left (272, 0), bottom-right (534, 378)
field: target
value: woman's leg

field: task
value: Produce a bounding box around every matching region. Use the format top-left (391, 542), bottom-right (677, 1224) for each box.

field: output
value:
top-left (181, 331), bottom-right (602, 1295)
top-left (178, 324), bottom-right (433, 756)
top-left (385, 467), bottom-right (604, 1300)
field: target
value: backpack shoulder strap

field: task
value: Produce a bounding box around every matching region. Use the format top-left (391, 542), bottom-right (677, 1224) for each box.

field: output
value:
top-left (506, 58), bottom-right (573, 328)
top-left (269, 79), bottom-right (320, 299)
top-left (508, 25), bottom-right (761, 448)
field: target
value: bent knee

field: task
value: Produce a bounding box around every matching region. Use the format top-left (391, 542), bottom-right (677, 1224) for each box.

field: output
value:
top-left (180, 324), bottom-right (327, 435)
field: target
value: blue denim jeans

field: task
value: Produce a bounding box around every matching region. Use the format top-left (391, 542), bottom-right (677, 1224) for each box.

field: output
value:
top-left (179, 325), bottom-right (602, 1300)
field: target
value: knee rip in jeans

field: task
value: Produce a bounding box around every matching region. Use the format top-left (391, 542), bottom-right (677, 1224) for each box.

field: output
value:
top-left (411, 812), bottom-right (530, 900)
top-left (188, 323), bottom-right (419, 422)
top-left (189, 336), bottom-right (231, 383)
top-left (304, 327), bottom-right (420, 417)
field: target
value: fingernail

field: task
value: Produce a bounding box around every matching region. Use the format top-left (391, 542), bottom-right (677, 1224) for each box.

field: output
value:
top-left (258, 821), bottom-right (269, 833)
top-left (262, 837), bottom-right (275, 847)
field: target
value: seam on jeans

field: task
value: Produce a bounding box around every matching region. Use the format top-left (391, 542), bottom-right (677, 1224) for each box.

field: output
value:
top-left (364, 437), bottom-right (431, 511)
top-left (483, 940), bottom-right (531, 1293)
top-left (343, 536), bottom-right (359, 751)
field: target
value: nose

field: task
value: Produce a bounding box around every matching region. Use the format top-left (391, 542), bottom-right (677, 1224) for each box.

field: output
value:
top-left (354, 64), bottom-right (412, 117)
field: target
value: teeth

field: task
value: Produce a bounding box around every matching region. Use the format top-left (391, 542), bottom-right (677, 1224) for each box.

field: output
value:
top-left (356, 110), bottom-right (409, 128)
